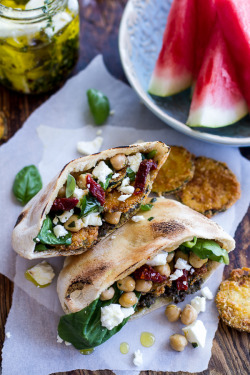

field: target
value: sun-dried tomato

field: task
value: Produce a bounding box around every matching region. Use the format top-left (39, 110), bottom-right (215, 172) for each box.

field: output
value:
top-left (134, 159), bottom-right (158, 195)
top-left (50, 197), bottom-right (79, 212)
top-left (176, 270), bottom-right (189, 291)
top-left (86, 174), bottom-right (105, 205)
top-left (134, 264), bottom-right (167, 283)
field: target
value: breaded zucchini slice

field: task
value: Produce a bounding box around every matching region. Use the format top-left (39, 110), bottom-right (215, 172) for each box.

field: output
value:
top-left (216, 268), bottom-right (250, 332)
top-left (152, 146), bottom-right (195, 195)
top-left (176, 157), bottom-right (241, 217)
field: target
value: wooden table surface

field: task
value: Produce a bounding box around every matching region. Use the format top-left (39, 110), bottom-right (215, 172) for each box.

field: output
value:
top-left (0, 1), bottom-right (249, 374)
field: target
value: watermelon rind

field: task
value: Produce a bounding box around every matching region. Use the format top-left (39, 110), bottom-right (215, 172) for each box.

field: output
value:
top-left (148, 72), bottom-right (191, 97)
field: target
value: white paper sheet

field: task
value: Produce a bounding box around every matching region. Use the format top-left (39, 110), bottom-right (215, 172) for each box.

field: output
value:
top-left (1, 56), bottom-right (250, 375)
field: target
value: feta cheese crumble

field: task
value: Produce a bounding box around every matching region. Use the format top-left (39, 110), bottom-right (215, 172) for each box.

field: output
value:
top-left (133, 349), bottom-right (143, 366)
top-left (56, 209), bottom-right (74, 223)
top-left (201, 286), bottom-right (213, 300)
top-left (73, 187), bottom-right (87, 201)
top-left (101, 304), bottom-right (134, 330)
top-left (82, 212), bottom-right (102, 227)
top-left (191, 296), bottom-right (206, 313)
top-left (175, 258), bottom-right (192, 271)
top-left (127, 152), bottom-right (142, 173)
top-left (65, 341), bottom-right (72, 346)
top-left (57, 334), bottom-right (63, 344)
top-left (131, 215), bottom-right (145, 223)
top-left (26, 261), bottom-right (55, 286)
top-left (112, 172), bottom-right (120, 179)
top-left (182, 320), bottom-right (207, 348)
top-left (147, 252), bottom-right (168, 267)
top-left (6, 332), bottom-right (11, 339)
top-left (77, 136), bottom-right (103, 155)
top-left (118, 194), bottom-right (132, 202)
top-left (169, 269), bottom-right (183, 281)
top-left (53, 225), bottom-right (68, 238)
top-left (92, 161), bottom-right (113, 185)
top-left (96, 129), bottom-right (102, 135)
top-left (119, 185), bottom-right (135, 194)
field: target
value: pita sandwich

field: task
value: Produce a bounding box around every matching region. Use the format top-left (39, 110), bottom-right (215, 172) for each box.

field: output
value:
top-left (57, 198), bottom-right (235, 350)
top-left (12, 142), bottom-right (169, 259)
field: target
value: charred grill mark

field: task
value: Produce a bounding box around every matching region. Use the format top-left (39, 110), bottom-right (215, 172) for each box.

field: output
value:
top-left (14, 210), bottom-right (28, 227)
top-left (151, 220), bottom-right (185, 237)
top-left (115, 262), bottom-right (139, 279)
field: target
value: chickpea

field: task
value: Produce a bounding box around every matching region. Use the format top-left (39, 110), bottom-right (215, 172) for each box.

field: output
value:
top-left (77, 174), bottom-right (88, 189)
top-left (64, 215), bottom-right (84, 232)
top-left (119, 291), bottom-right (138, 308)
top-left (100, 287), bottom-right (115, 301)
top-left (175, 250), bottom-right (189, 262)
top-left (189, 252), bottom-right (208, 268)
top-left (110, 154), bottom-right (127, 170)
top-left (58, 186), bottom-right (66, 198)
top-left (169, 334), bottom-right (188, 352)
top-left (181, 304), bottom-right (198, 325)
top-left (104, 211), bottom-right (122, 225)
top-left (165, 304), bottom-right (181, 322)
top-left (135, 280), bottom-right (152, 293)
top-left (154, 263), bottom-right (171, 278)
top-left (167, 252), bottom-right (175, 263)
top-left (117, 276), bottom-right (135, 292)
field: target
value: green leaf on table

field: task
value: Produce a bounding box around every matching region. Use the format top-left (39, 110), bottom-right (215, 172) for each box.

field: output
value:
top-left (79, 194), bottom-right (102, 218)
top-left (87, 89), bottom-right (110, 125)
top-left (13, 165), bottom-right (42, 205)
top-left (35, 216), bottom-right (72, 246)
top-left (66, 174), bottom-right (76, 198)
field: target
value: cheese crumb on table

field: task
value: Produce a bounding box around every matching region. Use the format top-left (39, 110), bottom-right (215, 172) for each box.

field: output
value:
top-left (6, 332), bottom-right (11, 339)
top-left (133, 349), bottom-right (143, 366)
top-left (77, 136), bottom-right (103, 155)
top-left (182, 320), bottom-right (207, 348)
top-left (57, 334), bottom-right (63, 344)
top-left (191, 296), bottom-right (206, 313)
top-left (27, 261), bottom-right (55, 286)
top-left (201, 286), bottom-right (213, 300)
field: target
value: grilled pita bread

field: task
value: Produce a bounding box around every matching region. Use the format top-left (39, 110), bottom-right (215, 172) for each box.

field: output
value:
top-left (12, 142), bottom-right (169, 259)
top-left (57, 198), bottom-right (235, 315)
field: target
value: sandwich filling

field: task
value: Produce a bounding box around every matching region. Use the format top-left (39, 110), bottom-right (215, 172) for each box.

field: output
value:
top-left (34, 150), bottom-right (158, 253)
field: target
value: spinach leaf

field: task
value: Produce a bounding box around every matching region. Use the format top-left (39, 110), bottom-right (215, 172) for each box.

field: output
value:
top-left (79, 194), bottom-right (102, 218)
top-left (13, 165), bottom-right (42, 205)
top-left (58, 287), bottom-right (140, 350)
top-left (126, 167), bottom-right (136, 182)
top-left (180, 238), bottom-right (229, 265)
top-left (66, 174), bottom-right (76, 198)
top-left (34, 243), bottom-right (48, 252)
top-left (87, 89), bottom-right (110, 125)
top-left (181, 237), bottom-right (197, 248)
top-left (148, 217), bottom-right (154, 221)
top-left (146, 150), bottom-right (157, 159)
top-left (140, 204), bottom-right (153, 211)
top-left (36, 216), bottom-right (72, 245)
top-left (99, 173), bottom-right (113, 190)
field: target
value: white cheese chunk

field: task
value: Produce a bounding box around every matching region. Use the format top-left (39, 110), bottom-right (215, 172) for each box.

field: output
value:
top-left (175, 258), bottom-right (192, 271)
top-left (96, 129), bottom-right (103, 136)
top-left (92, 161), bottom-right (113, 184)
top-left (82, 212), bottom-right (102, 227)
top-left (53, 217), bottom-right (59, 225)
top-left (191, 296), bottom-right (206, 313)
top-left (73, 187), bottom-right (87, 201)
top-left (118, 194), bottom-right (132, 202)
top-left (131, 215), bottom-right (145, 223)
top-left (119, 185), bottom-right (135, 194)
top-left (57, 334), bottom-right (63, 344)
top-left (77, 136), bottom-right (103, 155)
top-left (65, 341), bottom-right (72, 346)
top-left (147, 252), bottom-right (168, 266)
top-left (169, 269), bottom-right (183, 281)
top-left (120, 177), bottom-right (130, 187)
top-left (56, 209), bottom-right (74, 223)
top-left (133, 349), bottom-right (143, 367)
top-left (127, 152), bottom-right (142, 173)
top-left (101, 304), bottom-right (134, 330)
top-left (6, 332), bottom-right (11, 339)
top-left (201, 286), bottom-right (213, 300)
top-left (182, 320), bottom-right (207, 348)
top-left (53, 225), bottom-right (68, 238)
top-left (112, 172), bottom-right (120, 179)
top-left (26, 261), bottom-right (55, 286)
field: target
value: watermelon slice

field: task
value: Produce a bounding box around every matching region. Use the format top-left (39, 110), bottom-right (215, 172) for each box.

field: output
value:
top-left (187, 24), bottom-right (248, 128)
top-left (148, 0), bottom-right (196, 97)
top-left (216, 0), bottom-right (250, 109)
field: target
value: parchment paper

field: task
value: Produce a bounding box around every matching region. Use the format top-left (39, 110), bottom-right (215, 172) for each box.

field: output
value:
top-left (1, 56), bottom-right (250, 375)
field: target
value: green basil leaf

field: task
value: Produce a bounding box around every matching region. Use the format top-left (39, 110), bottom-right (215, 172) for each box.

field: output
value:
top-left (87, 89), bottom-right (110, 125)
top-left (36, 216), bottom-right (72, 245)
top-left (99, 173), bottom-right (113, 190)
top-left (66, 174), bottom-right (76, 198)
top-left (126, 167), bottom-right (136, 182)
top-left (140, 204), bottom-right (153, 211)
top-left (146, 150), bottom-right (157, 159)
top-left (58, 287), bottom-right (140, 350)
top-left (181, 237), bottom-right (197, 248)
top-left (13, 165), bottom-right (42, 205)
top-left (79, 194), bottom-right (102, 218)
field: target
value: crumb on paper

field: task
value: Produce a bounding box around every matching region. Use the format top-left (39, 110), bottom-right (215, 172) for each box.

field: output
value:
top-left (96, 129), bottom-right (103, 135)
top-left (57, 334), bottom-right (63, 344)
top-left (65, 341), bottom-right (72, 346)
top-left (6, 332), bottom-right (11, 339)
top-left (109, 110), bottom-right (115, 115)
top-left (133, 349), bottom-right (143, 366)
top-left (77, 136), bottom-right (103, 155)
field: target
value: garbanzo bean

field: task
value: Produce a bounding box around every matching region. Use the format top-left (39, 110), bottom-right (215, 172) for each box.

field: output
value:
top-left (165, 304), bottom-right (181, 322)
top-left (189, 252), bottom-right (208, 268)
top-left (104, 211), bottom-right (122, 225)
top-left (181, 304), bottom-right (198, 325)
top-left (64, 215), bottom-right (84, 232)
top-left (167, 252), bottom-right (175, 263)
top-left (175, 250), bottom-right (189, 262)
top-left (117, 276), bottom-right (135, 292)
top-left (77, 174), bottom-right (88, 189)
top-left (135, 279), bottom-right (152, 293)
top-left (58, 186), bottom-right (66, 198)
top-left (154, 264), bottom-right (171, 277)
top-left (119, 292), bottom-right (138, 308)
top-left (110, 154), bottom-right (127, 170)
top-left (100, 287), bottom-right (115, 301)
top-left (169, 334), bottom-right (188, 352)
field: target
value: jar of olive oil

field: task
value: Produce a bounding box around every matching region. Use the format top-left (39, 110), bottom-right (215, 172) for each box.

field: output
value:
top-left (0, 0), bottom-right (79, 94)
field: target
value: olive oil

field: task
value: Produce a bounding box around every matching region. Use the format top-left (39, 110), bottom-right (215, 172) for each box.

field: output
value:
top-left (24, 270), bottom-right (51, 288)
top-left (120, 342), bottom-right (129, 354)
top-left (80, 348), bottom-right (94, 355)
top-left (140, 332), bottom-right (155, 347)
top-left (1, 0), bottom-right (29, 9)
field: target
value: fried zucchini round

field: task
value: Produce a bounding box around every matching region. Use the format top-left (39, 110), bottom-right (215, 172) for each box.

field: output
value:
top-left (216, 268), bottom-right (250, 332)
top-left (104, 189), bottom-right (145, 213)
top-left (152, 146), bottom-right (195, 195)
top-left (176, 157), bottom-right (241, 217)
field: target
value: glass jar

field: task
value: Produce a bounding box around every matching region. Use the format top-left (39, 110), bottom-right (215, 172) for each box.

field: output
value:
top-left (0, 0), bottom-right (80, 94)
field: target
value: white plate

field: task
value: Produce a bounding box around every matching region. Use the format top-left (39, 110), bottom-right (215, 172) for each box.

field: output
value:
top-left (119, 0), bottom-right (250, 146)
